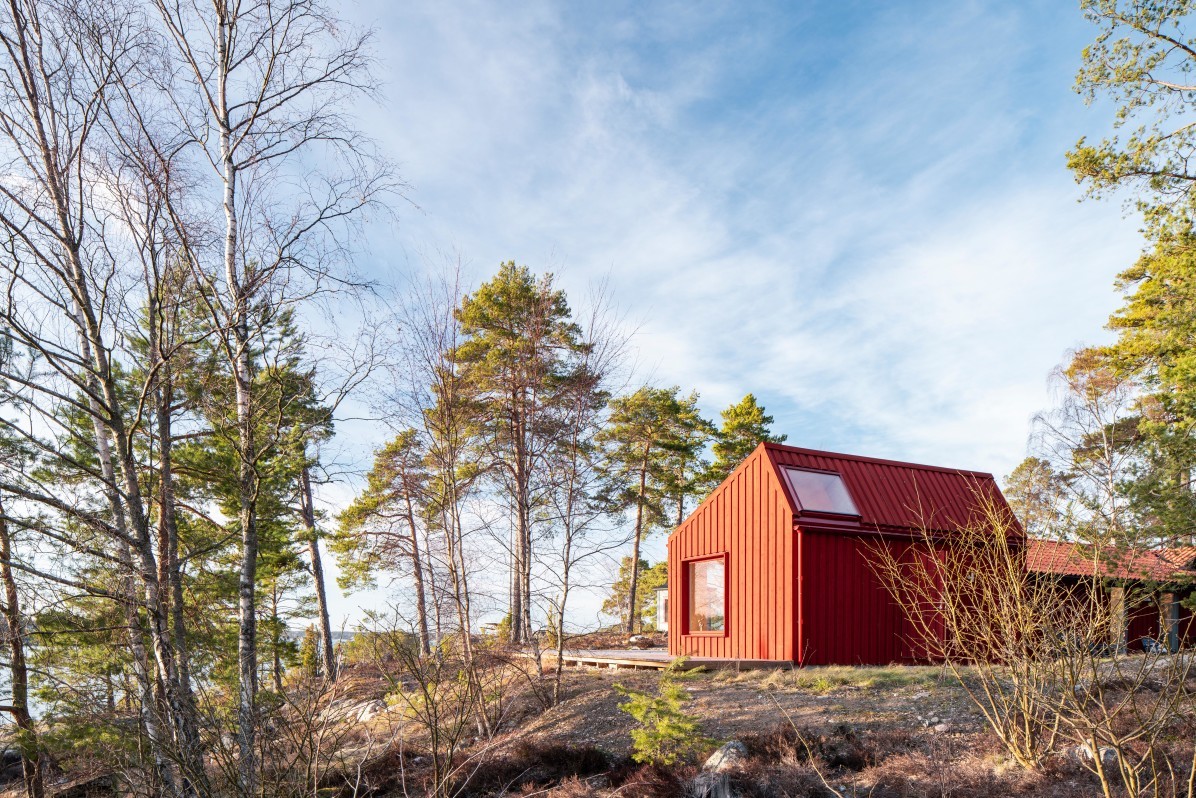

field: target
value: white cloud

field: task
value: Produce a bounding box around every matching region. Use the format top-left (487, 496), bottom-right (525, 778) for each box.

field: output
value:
top-left (320, 0), bottom-right (1146, 624)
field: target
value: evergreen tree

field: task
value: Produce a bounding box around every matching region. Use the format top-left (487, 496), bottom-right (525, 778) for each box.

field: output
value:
top-left (1071, 1), bottom-right (1196, 234)
top-left (708, 393), bottom-right (787, 486)
top-left (298, 625), bottom-right (321, 679)
top-left (602, 558), bottom-right (668, 631)
top-left (1003, 457), bottom-right (1067, 540)
top-left (454, 262), bottom-right (593, 644)
top-left (1065, 237), bottom-right (1196, 548)
top-left (600, 387), bottom-right (709, 634)
top-left (616, 661), bottom-right (712, 766)
top-left (335, 428), bottom-right (434, 654)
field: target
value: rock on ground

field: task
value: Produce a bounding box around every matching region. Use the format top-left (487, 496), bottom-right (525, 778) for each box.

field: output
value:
top-left (703, 740), bottom-right (748, 773)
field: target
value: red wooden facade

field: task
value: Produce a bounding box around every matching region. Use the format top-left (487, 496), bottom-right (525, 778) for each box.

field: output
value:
top-left (667, 442), bottom-right (1016, 665)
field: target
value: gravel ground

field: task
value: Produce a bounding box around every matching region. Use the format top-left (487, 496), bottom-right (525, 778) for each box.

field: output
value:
top-left (519, 665), bottom-right (988, 756)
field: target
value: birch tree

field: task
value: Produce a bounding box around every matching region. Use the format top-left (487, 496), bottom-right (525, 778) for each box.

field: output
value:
top-left (0, 1), bottom-right (206, 791)
top-left (537, 290), bottom-right (626, 699)
top-left (141, 1), bottom-right (393, 789)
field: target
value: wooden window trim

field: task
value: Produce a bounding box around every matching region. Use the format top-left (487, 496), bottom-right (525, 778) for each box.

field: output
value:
top-left (682, 553), bottom-right (729, 638)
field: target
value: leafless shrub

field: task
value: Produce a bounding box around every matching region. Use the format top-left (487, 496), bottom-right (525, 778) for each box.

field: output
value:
top-left (869, 495), bottom-right (1196, 798)
top-left (447, 740), bottom-right (613, 797)
top-left (260, 675), bottom-right (397, 798)
top-left (606, 763), bottom-right (692, 798)
top-left (353, 614), bottom-right (536, 798)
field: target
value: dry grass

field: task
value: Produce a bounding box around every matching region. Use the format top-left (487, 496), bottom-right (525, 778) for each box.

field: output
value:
top-left (300, 660), bottom-right (1194, 797)
top-left (709, 663), bottom-right (948, 694)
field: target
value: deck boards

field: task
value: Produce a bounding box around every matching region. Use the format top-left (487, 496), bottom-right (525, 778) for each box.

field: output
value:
top-left (551, 649), bottom-right (786, 671)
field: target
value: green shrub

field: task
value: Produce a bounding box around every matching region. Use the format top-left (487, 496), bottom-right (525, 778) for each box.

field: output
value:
top-left (494, 612), bottom-right (512, 644)
top-left (615, 660), bottom-right (712, 766)
top-left (297, 624), bottom-right (320, 678)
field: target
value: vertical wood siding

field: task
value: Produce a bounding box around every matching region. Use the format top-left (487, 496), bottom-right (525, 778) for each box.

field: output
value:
top-left (668, 447), bottom-right (795, 660)
top-left (1127, 603), bottom-right (1159, 646)
top-left (799, 532), bottom-right (922, 665)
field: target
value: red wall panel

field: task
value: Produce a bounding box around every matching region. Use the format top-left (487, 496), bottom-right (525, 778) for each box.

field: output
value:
top-left (798, 531), bottom-right (925, 665)
top-left (668, 447), bottom-right (795, 660)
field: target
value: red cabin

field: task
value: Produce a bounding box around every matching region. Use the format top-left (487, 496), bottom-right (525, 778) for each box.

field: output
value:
top-left (666, 442), bottom-right (1016, 665)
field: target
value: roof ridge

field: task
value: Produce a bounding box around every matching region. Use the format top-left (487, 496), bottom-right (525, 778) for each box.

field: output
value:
top-left (761, 441), bottom-right (995, 480)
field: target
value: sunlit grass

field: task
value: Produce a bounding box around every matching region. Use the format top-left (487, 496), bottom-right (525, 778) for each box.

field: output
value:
top-left (708, 664), bottom-right (948, 694)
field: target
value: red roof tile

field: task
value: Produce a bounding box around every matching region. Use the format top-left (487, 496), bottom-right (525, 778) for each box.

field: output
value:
top-left (1027, 539), bottom-right (1196, 582)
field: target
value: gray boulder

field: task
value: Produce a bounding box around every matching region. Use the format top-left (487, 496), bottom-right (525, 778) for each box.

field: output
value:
top-left (1072, 744), bottom-right (1117, 769)
top-left (703, 740), bottom-right (748, 773)
top-left (688, 772), bottom-right (739, 798)
top-left (689, 741), bottom-right (749, 798)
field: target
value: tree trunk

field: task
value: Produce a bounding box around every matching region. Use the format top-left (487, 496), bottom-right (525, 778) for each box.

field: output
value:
top-left (156, 366), bottom-right (192, 693)
top-left (0, 495), bottom-right (43, 798)
top-left (510, 389), bottom-right (533, 647)
top-left (626, 455), bottom-right (649, 636)
top-left (424, 525), bottom-right (444, 644)
top-left (74, 325), bottom-right (184, 798)
top-left (511, 493), bottom-right (526, 645)
top-left (509, 522), bottom-right (522, 644)
top-left (150, 314), bottom-right (206, 797)
top-left (6, 14), bottom-right (200, 785)
top-left (401, 490), bottom-right (431, 656)
top-left (442, 493), bottom-right (491, 738)
top-left (271, 586), bottom-right (283, 693)
top-left (300, 466), bottom-right (337, 678)
top-left (216, 20), bottom-right (259, 787)
top-left (553, 520), bottom-right (572, 705)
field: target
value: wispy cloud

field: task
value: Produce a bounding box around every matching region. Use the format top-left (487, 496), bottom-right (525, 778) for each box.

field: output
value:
top-left (324, 0), bottom-right (1145, 619)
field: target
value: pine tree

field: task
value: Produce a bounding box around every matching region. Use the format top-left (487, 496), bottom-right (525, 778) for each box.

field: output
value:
top-left (708, 394), bottom-right (786, 486)
top-left (600, 387), bottom-right (710, 634)
top-left (454, 261), bottom-right (593, 644)
top-left (335, 428), bottom-right (434, 655)
top-left (1003, 457), bottom-right (1066, 539)
top-left (602, 558), bottom-right (668, 631)
top-left (616, 661), bottom-right (712, 765)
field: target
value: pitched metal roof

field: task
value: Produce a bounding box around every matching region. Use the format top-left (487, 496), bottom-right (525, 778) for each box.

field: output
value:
top-left (1027, 538), bottom-right (1196, 582)
top-left (760, 442), bottom-right (1013, 533)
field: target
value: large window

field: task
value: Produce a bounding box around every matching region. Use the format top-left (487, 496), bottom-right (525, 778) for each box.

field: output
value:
top-left (783, 468), bottom-right (859, 515)
top-left (687, 557), bottom-right (725, 633)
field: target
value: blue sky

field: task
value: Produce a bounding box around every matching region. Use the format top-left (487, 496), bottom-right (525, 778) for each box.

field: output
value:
top-left (322, 1), bottom-right (1146, 625)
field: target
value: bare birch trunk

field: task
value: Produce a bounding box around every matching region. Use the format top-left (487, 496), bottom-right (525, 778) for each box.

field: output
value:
top-left (213, 16), bottom-right (260, 786)
top-left (0, 3), bottom-right (202, 787)
top-left (401, 490), bottom-right (431, 656)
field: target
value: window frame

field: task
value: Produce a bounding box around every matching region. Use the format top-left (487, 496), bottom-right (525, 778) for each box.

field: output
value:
top-left (682, 553), bottom-right (729, 637)
top-left (782, 466), bottom-right (861, 519)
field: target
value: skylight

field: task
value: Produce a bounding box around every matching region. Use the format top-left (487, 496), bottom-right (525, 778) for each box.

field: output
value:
top-left (783, 468), bottom-right (859, 516)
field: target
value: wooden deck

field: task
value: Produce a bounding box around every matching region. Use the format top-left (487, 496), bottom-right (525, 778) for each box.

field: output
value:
top-left (552, 648), bottom-right (788, 671)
